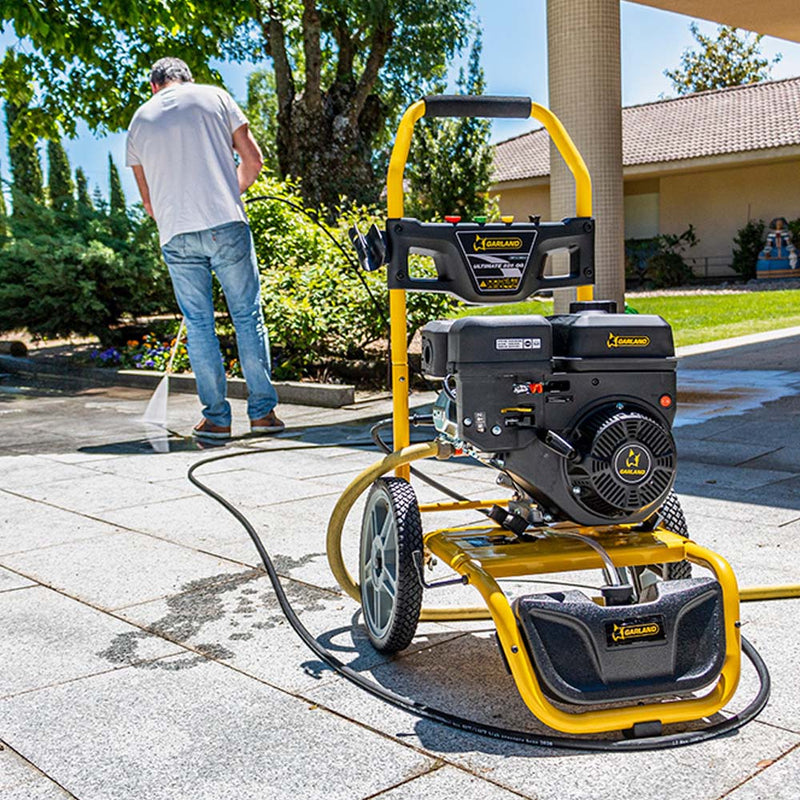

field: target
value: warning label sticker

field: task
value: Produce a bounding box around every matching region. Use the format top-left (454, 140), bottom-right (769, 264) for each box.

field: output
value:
top-left (455, 230), bottom-right (538, 295)
top-left (496, 338), bottom-right (542, 351)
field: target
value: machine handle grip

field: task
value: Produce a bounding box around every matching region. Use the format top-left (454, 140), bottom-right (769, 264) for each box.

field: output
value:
top-left (423, 94), bottom-right (532, 119)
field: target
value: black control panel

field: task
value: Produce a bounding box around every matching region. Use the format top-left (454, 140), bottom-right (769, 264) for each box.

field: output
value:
top-left (385, 217), bottom-right (594, 304)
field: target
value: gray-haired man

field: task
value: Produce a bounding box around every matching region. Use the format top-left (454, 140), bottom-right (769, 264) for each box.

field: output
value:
top-left (126, 57), bottom-right (283, 439)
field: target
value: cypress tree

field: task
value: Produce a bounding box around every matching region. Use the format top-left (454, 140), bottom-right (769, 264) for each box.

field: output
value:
top-left (75, 167), bottom-right (93, 210)
top-left (5, 99), bottom-right (44, 216)
top-left (0, 180), bottom-right (8, 239)
top-left (108, 154), bottom-right (126, 214)
top-left (47, 139), bottom-right (74, 213)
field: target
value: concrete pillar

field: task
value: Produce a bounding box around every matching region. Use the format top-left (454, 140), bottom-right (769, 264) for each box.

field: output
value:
top-left (547, 0), bottom-right (625, 312)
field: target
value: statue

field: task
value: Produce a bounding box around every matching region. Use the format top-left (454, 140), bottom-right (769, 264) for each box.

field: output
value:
top-left (757, 217), bottom-right (797, 278)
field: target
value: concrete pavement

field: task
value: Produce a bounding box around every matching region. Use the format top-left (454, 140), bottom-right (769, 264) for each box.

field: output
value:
top-left (1, 333), bottom-right (800, 800)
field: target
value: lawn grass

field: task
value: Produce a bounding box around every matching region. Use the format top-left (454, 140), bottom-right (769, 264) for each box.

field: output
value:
top-left (451, 289), bottom-right (800, 347)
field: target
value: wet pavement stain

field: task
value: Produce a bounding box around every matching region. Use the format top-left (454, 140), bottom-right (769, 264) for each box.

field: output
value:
top-left (98, 555), bottom-right (330, 670)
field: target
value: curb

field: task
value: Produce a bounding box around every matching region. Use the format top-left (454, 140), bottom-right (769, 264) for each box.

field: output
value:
top-left (0, 354), bottom-right (354, 408)
top-left (675, 325), bottom-right (800, 358)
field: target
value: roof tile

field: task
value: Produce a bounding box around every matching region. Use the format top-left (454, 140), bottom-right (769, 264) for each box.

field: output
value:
top-left (492, 77), bottom-right (800, 183)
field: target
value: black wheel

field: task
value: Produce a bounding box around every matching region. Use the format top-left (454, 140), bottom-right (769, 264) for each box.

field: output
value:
top-left (658, 490), bottom-right (692, 580)
top-left (359, 477), bottom-right (423, 653)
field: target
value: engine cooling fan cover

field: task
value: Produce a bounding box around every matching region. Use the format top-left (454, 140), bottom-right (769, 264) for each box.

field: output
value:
top-left (566, 407), bottom-right (676, 519)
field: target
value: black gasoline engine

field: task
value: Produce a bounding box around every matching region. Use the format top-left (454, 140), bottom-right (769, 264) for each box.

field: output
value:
top-left (421, 302), bottom-right (678, 527)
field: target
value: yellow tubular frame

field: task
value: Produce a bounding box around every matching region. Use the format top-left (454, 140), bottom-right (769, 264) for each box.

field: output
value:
top-left (329, 98), bottom-right (749, 735)
top-left (325, 445), bottom-right (743, 733)
top-left (385, 100), bottom-right (594, 474)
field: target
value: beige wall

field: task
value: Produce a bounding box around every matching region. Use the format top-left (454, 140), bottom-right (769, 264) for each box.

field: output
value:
top-left (493, 157), bottom-right (800, 266)
top-left (660, 160), bottom-right (800, 262)
top-left (493, 185), bottom-right (550, 221)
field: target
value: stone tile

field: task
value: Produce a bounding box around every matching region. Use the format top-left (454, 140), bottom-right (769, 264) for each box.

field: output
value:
top-left (730, 599), bottom-right (800, 735)
top-left (308, 633), bottom-right (800, 800)
top-left (676, 493), bottom-right (800, 527)
top-left (0, 495), bottom-right (123, 556)
top-left (372, 766), bottom-right (526, 799)
top-left (724, 744), bottom-right (800, 799)
top-left (0, 454), bottom-right (94, 491)
top-left (8, 471), bottom-right (196, 515)
top-left (115, 568), bottom-right (461, 695)
top-left (0, 744), bottom-right (75, 799)
top-left (0, 654), bottom-right (433, 800)
top-left (1, 532), bottom-right (244, 610)
top-left (0, 566), bottom-right (34, 592)
top-left (0, 586), bottom-right (179, 698)
top-left (674, 461), bottom-right (798, 494)
top-left (675, 438), bottom-right (777, 468)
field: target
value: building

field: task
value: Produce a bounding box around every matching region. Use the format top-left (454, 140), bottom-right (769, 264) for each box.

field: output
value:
top-left (491, 77), bottom-right (800, 279)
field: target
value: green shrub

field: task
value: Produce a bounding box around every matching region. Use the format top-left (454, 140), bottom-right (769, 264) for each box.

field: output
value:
top-left (624, 226), bottom-right (698, 289)
top-left (246, 178), bottom-right (454, 375)
top-left (731, 219), bottom-right (765, 280)
top-left (0, 201), bottom-right (172, 342)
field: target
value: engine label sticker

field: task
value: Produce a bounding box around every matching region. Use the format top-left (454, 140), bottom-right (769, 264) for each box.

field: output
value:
top-left (496, 338), bottom-right (542, 351)
top-left (606, 615), bottom-right (666, 647)
top-left (455, 229), bottom-right (538, 295)
top-left (607, 332), bottom-right (651, 348)
top-left (613, 444), bottom-right (653, 484)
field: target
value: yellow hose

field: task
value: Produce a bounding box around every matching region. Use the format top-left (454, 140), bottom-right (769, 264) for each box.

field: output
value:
top-left (326, 443), bottom-right (800, 615)
top-left (325, 441), bottom-right (492, 621)
top-left (740, 585), bottom-right (800, 602)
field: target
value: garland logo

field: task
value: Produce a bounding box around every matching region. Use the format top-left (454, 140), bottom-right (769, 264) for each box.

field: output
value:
top-left (606, 616), bottom-right (665, 646)
top-left (473, 234), bottom-right (523, 252)
top-left (614, 444), bottom-right (652, 483)
top-left (611, 621), bottom-right (661, 643)
top-left (607, 332), bottom-right (650, 349)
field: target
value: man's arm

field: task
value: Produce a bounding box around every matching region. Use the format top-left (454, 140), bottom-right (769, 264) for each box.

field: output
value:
top-left (131, 165), bottom-right (154, 219)
top-left (232, 123), bottom-right (264, 194)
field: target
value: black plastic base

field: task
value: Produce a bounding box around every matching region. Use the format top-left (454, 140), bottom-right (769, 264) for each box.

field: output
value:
top-left (514, 577), bottom-right (725, 705)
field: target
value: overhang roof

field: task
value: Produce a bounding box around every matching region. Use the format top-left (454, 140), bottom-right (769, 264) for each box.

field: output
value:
top-left (492, 77), bottom-right (800, 184)
top-left (630, 1), bottom-right (800, 44)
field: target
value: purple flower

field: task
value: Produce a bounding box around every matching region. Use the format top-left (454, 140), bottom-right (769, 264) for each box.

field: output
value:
top-left (145, 359), bottom-right (155, 368)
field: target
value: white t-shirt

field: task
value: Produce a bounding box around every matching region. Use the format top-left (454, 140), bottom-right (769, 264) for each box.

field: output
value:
top-left (126, 83), bottom-right (249, 246)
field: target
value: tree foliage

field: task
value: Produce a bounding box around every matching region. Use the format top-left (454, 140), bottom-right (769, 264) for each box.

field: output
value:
top-left (4, 95), bottom-right (44, 222)
top-left (47, 138), bottom-right (74, 213)
top-left (665, 23), bottom-right (781, 95)
top-left (75, 167), bottom-right (92, 211)
top-left (406, 34), bottom-right (493, 220)
top-left (1, 0), bottom-right (475, 208)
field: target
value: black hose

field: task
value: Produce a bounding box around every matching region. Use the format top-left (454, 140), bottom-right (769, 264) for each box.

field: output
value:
top-left (187, 442), bottom-right (771, 752)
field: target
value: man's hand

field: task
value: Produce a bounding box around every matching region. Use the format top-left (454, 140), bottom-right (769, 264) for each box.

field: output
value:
top-left (232, 123), bottom-right (263, 194)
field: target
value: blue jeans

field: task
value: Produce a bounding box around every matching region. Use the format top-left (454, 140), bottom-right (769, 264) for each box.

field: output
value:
top-left (161, 221), bottom-right (277, 426)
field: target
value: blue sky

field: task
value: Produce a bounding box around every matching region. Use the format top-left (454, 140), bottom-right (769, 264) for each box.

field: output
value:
top-left (2, 0), bottom-right (800, 204)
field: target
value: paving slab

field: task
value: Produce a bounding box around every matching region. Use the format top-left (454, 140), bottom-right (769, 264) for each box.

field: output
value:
top-left (0, 654), bottom-right (434, 800)
top-left (0, 494), bottom-right (127, 556)
top-left (114, 568), bottom-right (461, 695)
top-left (371, 765), bottom-right (528, 799)
top-left (0, 743), bottom-right (76, 799)
top-left (6, 470), bottom-right (197, 515)
top-left (724, 743), bottom-right (800, 800)
top-left (307, 635), bottom-right (800, 800)
top-left (0, 566), bottom-right (34, 592)
top-left (0, 585), bottom-right (180, 698)
top-left (0, 531), bottom-right (245, 610)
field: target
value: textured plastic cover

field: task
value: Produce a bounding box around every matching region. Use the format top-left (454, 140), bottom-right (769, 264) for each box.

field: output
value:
top-left (424, 95), bottom-right (532, 119)
top-left (446, 316), bottom-right (553, 367)
top-left (550, 313), bottom-right (675, 360)
top-left (514, 578), bottom-right (725, 704)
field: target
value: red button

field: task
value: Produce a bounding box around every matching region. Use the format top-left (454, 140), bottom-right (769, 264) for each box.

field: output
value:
top-left (444, 215), bottom-right (461, 223)
top-left (659, 394), bottom-right (673, 408)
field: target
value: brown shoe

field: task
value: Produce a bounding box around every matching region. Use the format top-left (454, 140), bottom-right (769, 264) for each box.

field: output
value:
top-left (250, 410), bottom-right (285, 434)
top-left (192, 418), bottom-right (232, 440)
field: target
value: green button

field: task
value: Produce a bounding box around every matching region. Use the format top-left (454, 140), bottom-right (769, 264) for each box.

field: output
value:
top-left (474, 216), bottom-right (487, 224)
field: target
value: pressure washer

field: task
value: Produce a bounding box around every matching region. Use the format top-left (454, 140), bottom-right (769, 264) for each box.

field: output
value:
top-left (189, 95), bottom-right (787, 750)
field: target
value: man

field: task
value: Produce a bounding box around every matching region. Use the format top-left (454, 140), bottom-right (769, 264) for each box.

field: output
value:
top-left (126, 56), bottom-right (283, 439)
